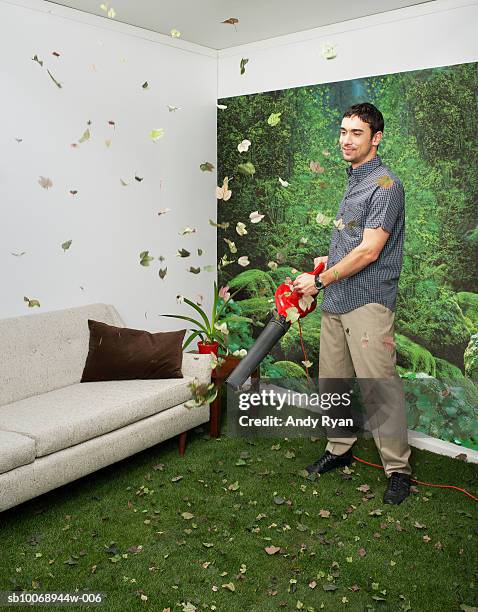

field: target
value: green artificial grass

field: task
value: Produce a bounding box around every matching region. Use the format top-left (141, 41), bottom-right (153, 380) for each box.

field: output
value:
top-left (1, 420), bottom-right (477, 612)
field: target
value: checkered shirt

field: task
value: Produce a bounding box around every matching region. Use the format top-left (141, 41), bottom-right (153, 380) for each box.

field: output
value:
top-left (320, 154), bottom-right (405, 314)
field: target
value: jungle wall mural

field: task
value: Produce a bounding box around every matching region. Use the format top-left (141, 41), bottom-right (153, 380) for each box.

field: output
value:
top-left (216, 61), bottom-right (478, 451)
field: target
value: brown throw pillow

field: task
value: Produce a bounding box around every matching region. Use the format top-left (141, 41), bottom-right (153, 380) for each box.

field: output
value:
top-left (80, 319), bottom-right (186, 382)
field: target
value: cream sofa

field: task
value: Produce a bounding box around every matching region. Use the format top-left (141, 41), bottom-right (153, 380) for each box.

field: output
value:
top-left (0, 303), bottom-right (212, 512)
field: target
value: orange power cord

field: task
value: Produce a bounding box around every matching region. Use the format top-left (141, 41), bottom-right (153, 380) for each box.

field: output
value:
top-left (297, 320), bottom-right (478, 504)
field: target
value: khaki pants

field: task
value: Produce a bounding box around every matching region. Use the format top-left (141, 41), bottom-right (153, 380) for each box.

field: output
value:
top-left (319, 302), bottom-right (412, 477)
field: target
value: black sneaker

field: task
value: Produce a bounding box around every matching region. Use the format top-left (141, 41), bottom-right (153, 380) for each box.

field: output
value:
top-left (305, 448), bottom-right (354, 475)
top-left (383, 472), bottom-right (411, 505)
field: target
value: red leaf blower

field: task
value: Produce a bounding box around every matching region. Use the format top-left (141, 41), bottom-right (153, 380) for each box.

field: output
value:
top-left (225, 262), bottom-right (326, 391)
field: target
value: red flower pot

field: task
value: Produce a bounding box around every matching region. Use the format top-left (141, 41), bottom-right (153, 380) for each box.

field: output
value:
top-left (197, 340), bottom-right (219, 356)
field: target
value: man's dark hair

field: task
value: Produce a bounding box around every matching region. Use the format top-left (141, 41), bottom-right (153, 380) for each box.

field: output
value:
top-left (342, 102), bottom-right (384, 149)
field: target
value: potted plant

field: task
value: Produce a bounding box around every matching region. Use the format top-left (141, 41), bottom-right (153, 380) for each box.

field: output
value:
top-left (159, 282), bottom-right (252, 356)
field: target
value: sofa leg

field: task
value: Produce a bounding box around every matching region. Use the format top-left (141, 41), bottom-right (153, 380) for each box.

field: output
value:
top-left (178, 431), bottom-right (187, 455)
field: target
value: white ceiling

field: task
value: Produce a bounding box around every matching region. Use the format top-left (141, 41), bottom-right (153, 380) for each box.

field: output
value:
top-left (45, 0), bottom-right (436, 50)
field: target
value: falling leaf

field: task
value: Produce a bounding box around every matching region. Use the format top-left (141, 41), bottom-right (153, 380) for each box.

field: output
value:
top-left (285, 306), bottom-right (300, 324)
top-left (240, 58), bottom-right (249, 74)
top-left (139, 251), bottom-right (154, 266)
top-left (316, 212), bottom-right (331, 225)
top-left (14, 137), bottom-right (23, 143)
top-left (38, 176), bottom-right (53, 189)
top-left (52, 51), bottom-right (60, 57)
top-left (108, 120), bottom-right (116, 129)
top-left (11, 251), bottom-right (26, 257)
top-left (170, 28), bottom-right (181, 38)
top-left (104, 139), bottom-right (112, 147)
top-left (158, 267), bottom-right (167, 279)
top-left (120, 179), bottom-right (128, 186)
top-left (209, 219), bottom-right (229, 229)
top-left (47, 69), bottom-right (62, 88)
top-left (180, 227), bottom-right (197, 235)
top-left (150, 128), bottom-right (164, 142)
top-left (176, 249), bottom-right (190, 258)
top-left (319, 509), bottom-right (331, 518)
top-left (32, 54), bottom-right (43, 67)
top-left (181, 512), bottom-right (194, 520)
top-left (158, 208), bottom-right (171, 215)
top-left (236, 222), bottom-right (247, 236)
top-left (320, 41), bottom-right (337, 60)
top-left (238, 256), bottom-right (250, 267)
top-left (224, 238), bottom-right (237, 253)
top-left (219, 254), bottom-right (235, 268)
top-left (377, 175), bottom-right (395, 188)
top-left (278, 177), bottom-right (289, 187)
top-left (61, 240), bottom-right (72, 251)
top-left (382, 335), bottom-right (396, 353)
top-left (134, 174), bottom-right (143, 182)
top-left (188, 267), bottom-right (201, 274)
top-left (167, 105), bottom-right (180, 112)
top-left (200, 162), bottom-right (214, 172)
top-left (268, 261), bottom-right (278, 271)
top-left (333, 219), bottom-right (345, 230)
top-left (24, 296), bottom-right (40, 308)
top-left (79, 128), bottom-right (90, 143)
top-left (302, 360), bottom-right (313, 368)
top-left (249, 210), bottom-right (264, 223)
top-left (237, 139), bottom-right (251, 153)
top-left (267, 112), bottom-right (281, 126)
top-left (237, 162), bottom-right (255, 176)
top-left (100, 3), bottom-right (116, 18)
top-left (264, 546), bottom-right (280, 555)
top-left (217, 103), bottom-right (227, 110)
top-left (310, 160), bottom-right (325, 173)
top-left (216, 176), bottom-right (232, 201)
top-left (222, 17), bottom-right (239, 26)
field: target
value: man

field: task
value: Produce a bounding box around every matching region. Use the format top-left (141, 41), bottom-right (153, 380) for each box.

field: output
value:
top-left (292, 102), bottom-right (412, 505)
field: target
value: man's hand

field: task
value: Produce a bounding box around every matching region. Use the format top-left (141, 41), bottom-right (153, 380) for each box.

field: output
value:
top-left (292, 272), bottom-right (318, 296)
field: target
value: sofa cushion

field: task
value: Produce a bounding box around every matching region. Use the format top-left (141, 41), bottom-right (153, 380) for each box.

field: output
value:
top-left (0, 377), bottom-right (198, 457)
top-left (81, 320), bottom-right (186, 382)
top-left (0, 303), bottom-right (124, 407)
top-left (0, 430), bottom-right (36, 474)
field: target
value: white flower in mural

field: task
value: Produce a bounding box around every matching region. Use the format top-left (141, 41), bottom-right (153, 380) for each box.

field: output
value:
top-left (249, 211), bottom-right (264, 223)
top-left (238, 255), bottom-right (250, 267)
top-left (217, 104), bottom-right (227, 110)
top-left (236, 222), bottom-right (248, 236)
top-left (214, 321), bottom-right (229, 335)
top-left (268, 261), bottom-right (278, 271)
top-left (218, 285), bottom-right (230, 301)
top-left (233, 348), bottom-right (248, 357)
top-left (320, 41), bottom-right (337, 60)
top-left (300, 237), bottom-right (308, 244)
top-left (237, 139), bottom-right (251, 153)
top-left (216, 176), bottom-right (232, 201)
top-left (302, 360), bottom-right (313, 368)
top-left (278, 177), bottom-right (289, 187)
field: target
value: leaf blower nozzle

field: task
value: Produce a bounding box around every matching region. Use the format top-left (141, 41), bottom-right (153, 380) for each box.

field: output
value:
top-left (225, 262), bottom-right (325, 392)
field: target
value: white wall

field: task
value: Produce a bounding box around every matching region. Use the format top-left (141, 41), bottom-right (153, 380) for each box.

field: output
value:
top-left (0, 0), bottom-right (218, 332)
top-left (218, 0), bottom-right (478, 98)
